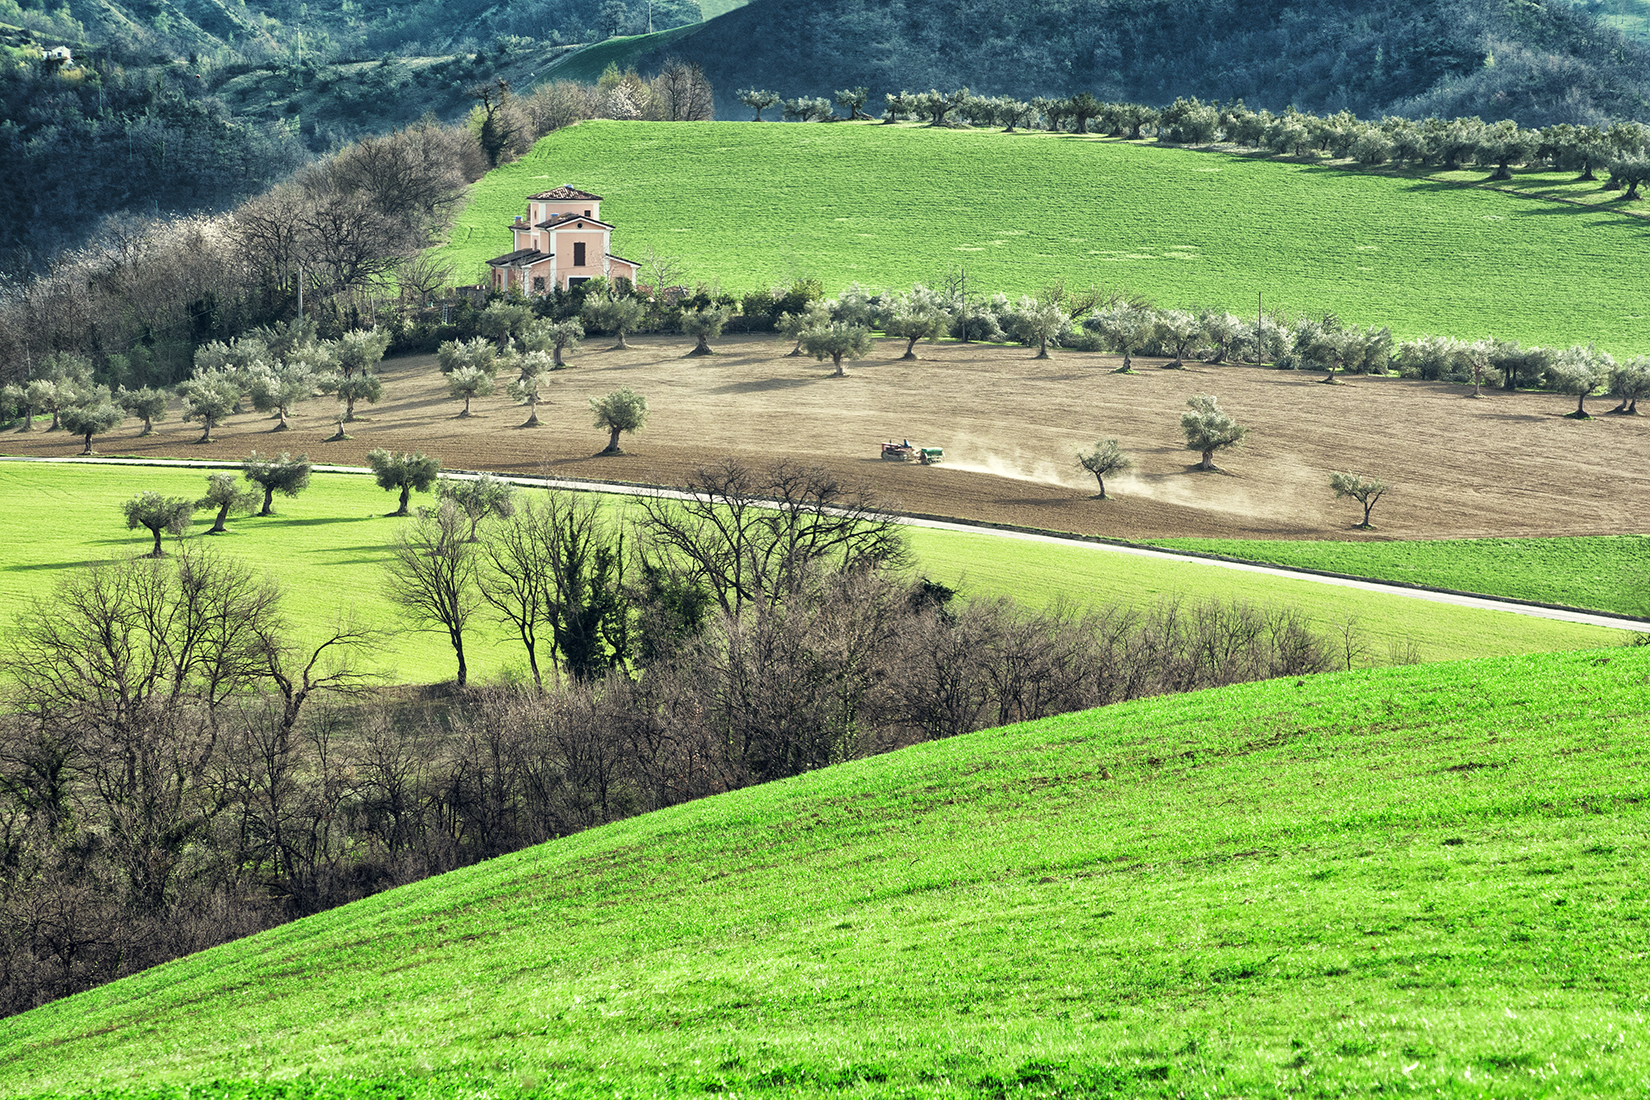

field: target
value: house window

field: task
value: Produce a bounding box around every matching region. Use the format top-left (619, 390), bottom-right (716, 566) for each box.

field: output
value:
top-left (568, 276), bottom-right (589, 288)
top-left (584, 209), bottom-right (591, 217)
top-left (532, 277), bottom-right (546, 292)
top-left (574, 242), bottom-right (586, 266)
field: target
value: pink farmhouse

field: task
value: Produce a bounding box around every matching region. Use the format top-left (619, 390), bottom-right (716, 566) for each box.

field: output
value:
top-left (485, 185), bottom-right (638, 295)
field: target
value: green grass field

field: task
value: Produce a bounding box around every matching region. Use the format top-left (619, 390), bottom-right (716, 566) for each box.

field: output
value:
top-left (0, 463), bottom-right (1622, 683)
top-left (6, 644), bottom-right (1650, 1097)
top-left (1151, 535), bottom-right (1650, 619)
top-left (435, 121), bottom-right (1650, 356)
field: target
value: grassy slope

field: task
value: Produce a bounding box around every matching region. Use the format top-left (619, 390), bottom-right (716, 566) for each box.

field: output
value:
top-left (0, 464), bottom-right (1620, 681)
top-left (6, 646), bottom-right (1650, 1097)
top-left (435, 121), bottom-right (1650, 356)
top-left (1151, 535), bottom-right (1650, 619)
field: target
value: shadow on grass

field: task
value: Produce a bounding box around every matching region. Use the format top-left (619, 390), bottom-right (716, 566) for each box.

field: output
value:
top-left (260, 515), bottom-right (381, 529)
top-left (4, 557), bottom-right (122, 572)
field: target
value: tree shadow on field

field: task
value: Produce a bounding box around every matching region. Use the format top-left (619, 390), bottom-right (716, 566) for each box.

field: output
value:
top-left (711, 377), bottom-right (818, 395)
top-left (1474, 411), bottom-right (1547, 424)
top-left (1180, 464), bottom-right (1245, 477)
top-left (261, 516), bottom-right (377, 529)
top-left (6, 557), bottom-right (120, 573)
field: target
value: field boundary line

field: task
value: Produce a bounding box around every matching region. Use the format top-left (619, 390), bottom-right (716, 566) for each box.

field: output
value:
top-left (7, 454), bottom-right (1647, 634)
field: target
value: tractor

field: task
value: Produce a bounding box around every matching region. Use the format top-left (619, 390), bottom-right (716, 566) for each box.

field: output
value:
top-left (880, 440), bottom-right (944, 465)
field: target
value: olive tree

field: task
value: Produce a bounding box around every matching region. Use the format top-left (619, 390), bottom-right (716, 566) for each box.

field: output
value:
top-left (801, 322), bottom-right (873, 376)
top-left (884, 286), bottom-right (950, 360)
top-left (590, 388), bottom-right (649, 454)
top-left (437, 473), bottom-right (517, 541)
top-left (777, 301), bottom-right (832, 356)
top-left (59, 392), bottom-right (125, 455)
top-left (123, 491), bottom-right (199, 557)
top-left (446, 365), bottom-right (497, 417)
top-left (1547, 345), bottom-right (1611, 418)
top-left (1086, 305), bottom-right (1157, 371)
top-left (1181, 394), bottom-right (1248, 471)
top-left (1329, 471), bottom-right (1387, 529)
top-left (117, 386), bottom-right (169, 436)
top-left (511, 350), bottom-right (556, 426)
top-left (737, 87), bottom-right (780, 121)
top-left (199, 472), bottom-right (261, 535)
top-left (367, 449), bottom-right (442, 516)
top-left (176, 370), bottom-right (242, 444)
top-left (521, 318), bottom-right (583, 367)
top-left (1076, 440), bottom-right (1132, 499)
top-left (247, 358), bottom-right (317, 431)
top-left (242, 451), bottom-right (313, 515)
top-left (581, 295), bottom-right (645, 350)
top-left (680, 306), bottom-right (729, 356)
top-left (1606, 356), bottom-right (1650, 414)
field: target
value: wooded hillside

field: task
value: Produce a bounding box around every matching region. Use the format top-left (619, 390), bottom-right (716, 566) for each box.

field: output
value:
top-left (616, 0), bottom-right (1650, 126)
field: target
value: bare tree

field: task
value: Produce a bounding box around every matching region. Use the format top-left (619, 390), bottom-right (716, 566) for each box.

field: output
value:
top-left (385, 500), bottom-right (479, 688)
top-left (638, 460), bottom-right (908, 618)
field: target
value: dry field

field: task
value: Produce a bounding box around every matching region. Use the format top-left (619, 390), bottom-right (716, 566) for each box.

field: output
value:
top-left (8, 334), bottom-right (1648, 541)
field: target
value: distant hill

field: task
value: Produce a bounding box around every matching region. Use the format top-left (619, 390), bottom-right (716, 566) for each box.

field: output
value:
top-left (601, 0), bottom-right (1650, 126)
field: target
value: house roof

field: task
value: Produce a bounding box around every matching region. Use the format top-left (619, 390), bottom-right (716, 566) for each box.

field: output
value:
top-left (607, 253), bottom-right (637, 267)
top-left (526, 185), bottom-right (603, 201)
top-left (535, 213), bottom-right (616, 231)
top-left (486, 248), bottom-right (550, 267)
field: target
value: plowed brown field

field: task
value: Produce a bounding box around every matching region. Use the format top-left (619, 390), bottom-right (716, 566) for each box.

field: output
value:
top-left (9, 334), bottom-right (1647, 541)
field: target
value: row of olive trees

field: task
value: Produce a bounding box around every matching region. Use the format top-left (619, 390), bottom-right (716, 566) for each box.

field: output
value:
top-left (743, 82), bottom-right (1650, 196)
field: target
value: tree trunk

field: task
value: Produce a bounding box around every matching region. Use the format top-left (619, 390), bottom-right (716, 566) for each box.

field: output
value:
top-left (553, 346), bottom-right (565, 366)
top-left (260, 486), bottom-right (275, 515)
top-left (788, 338), bottom-right (803, 356)
top-left (452, 629), bottom-right (467, 688)
top-left (1094, 473), bottom-right (1107, 499)
top-left (344, 393), bottom-right (358, 421)
top-left (1361, 500), bottom-right (1376, 527)
top-left (394, 484), bottom-right (412, 515)
top-left (274, 408), bottom-right (290, 431)
top-left (1490, 161), bottom-right (1513, 181)
top-left (613, 333), bottom-right (630, 350)
top-left (833, 354), bottom-right (846, 376)
top-left (149, 526), bottom-right (164, 557)
top-left (688, 335), bottom-right (712, 356)
top-left (1034, 338), bottom-right (1050, 359)
top-left (605, 426), bottom-right (623, 452)
top-left (903, 335), bottom-right (919, 359)
top-left (523, 402), bottom-right (540, 427)
top-left (1199, 448), bottom-right (1216, 471)
top-left (208, 503), bottom-right (230, 534)
top-left (80, 431), bottom-right (94, 455)
top-left (140, 415), bottom-right (153, 435)
top-left (1575, 392), bottom-right (1590, 417)
top-left (461, 395), bottom-right (471, 417)
top-left (197, 418), bottom-right (214, 444)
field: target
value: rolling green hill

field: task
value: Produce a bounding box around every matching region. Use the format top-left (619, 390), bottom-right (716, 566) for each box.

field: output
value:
top-left (437, 121), bottom-right (1650, 356)
top-left (5, 645), bottom-right (1650, 1096)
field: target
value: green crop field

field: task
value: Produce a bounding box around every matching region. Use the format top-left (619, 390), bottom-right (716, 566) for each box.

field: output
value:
top-left (6, 645), bottom-right (1650, 1097)
top-left (904, 527), bottom-right (1624, 662)
top-left (435, 121), bottom-right (1650, 356)
top-left (1152, 535), bottom-right (1650, 619)
top-left (0, 463), bottom-right (1622, 682)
